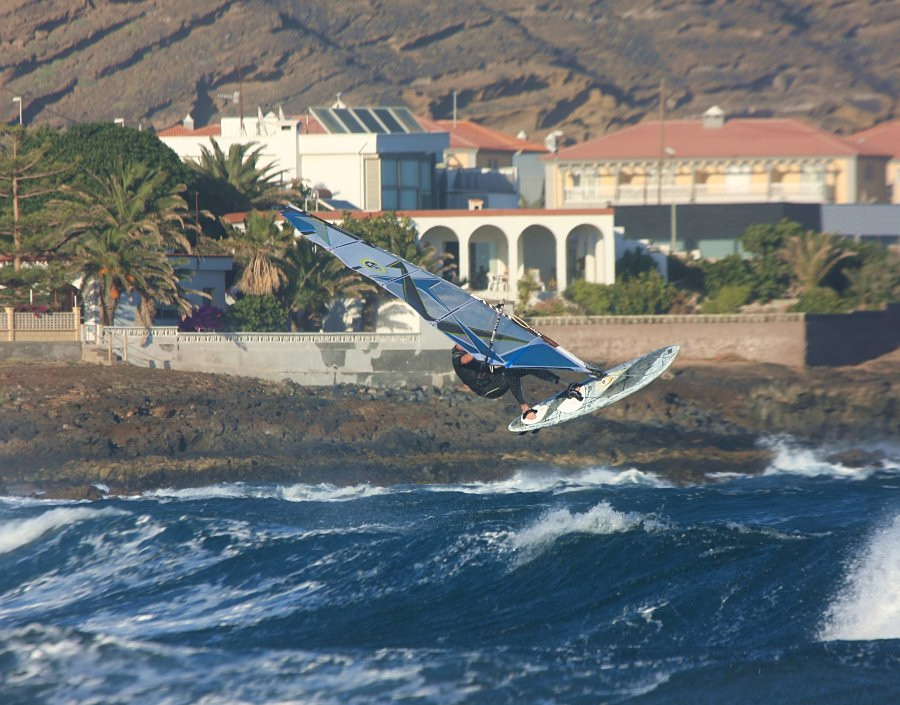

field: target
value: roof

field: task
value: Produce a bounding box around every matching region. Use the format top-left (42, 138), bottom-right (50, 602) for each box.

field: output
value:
top-left (848, 120), bottom-right (900, 159)
top-left (308, 106), bottom-right (423, 134)
top-left (549, 116), bottom-right (892, 161)
top-left (157, 124), bottom-right (221, 137)
top-left (419, 117), bottom-right (548, 154)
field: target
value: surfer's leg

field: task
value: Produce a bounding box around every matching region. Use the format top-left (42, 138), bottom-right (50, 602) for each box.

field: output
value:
top-left (506, 373), bottom-right (537, 420)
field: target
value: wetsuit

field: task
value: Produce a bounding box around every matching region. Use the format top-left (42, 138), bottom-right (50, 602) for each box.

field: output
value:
top-left (451, 347), bottom-right (559, 407)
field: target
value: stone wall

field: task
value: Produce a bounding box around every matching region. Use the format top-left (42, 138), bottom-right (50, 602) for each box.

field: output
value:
top-left (535, 314), bottom-right (808, 368)
top-left (23, 307), bottom-right (899, 384)
top-left (0, 341), bottom-right (83, 362)
top-left (97, 322), bottom-right (457, 388)
top-left (806, 304), bottom-right (900, 366)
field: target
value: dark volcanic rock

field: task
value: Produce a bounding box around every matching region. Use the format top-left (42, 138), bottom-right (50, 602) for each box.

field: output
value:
top-left (0, 355), bottom-right (896, 499)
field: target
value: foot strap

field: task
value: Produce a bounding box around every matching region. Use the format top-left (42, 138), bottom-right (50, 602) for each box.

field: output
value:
top-left (565, 384), bottom-right (583, 401)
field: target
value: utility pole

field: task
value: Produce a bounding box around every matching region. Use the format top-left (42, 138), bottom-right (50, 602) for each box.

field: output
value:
top-left (238, 65), bottom-right (245, 136)
top-left (657, 79), bottom-right (665, 205)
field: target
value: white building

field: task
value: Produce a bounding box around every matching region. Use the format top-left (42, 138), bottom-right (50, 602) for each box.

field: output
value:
top-left (293, 208), bottom-right (622, 299)
top-left (158, 105), bottom-right (448, 211)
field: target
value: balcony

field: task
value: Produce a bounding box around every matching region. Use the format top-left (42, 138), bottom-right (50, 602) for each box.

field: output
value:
top-left (564, 181), bottom-right (833, 206)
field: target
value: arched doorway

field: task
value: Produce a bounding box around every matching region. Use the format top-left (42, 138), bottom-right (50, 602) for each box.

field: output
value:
top-left (420, 225), bottom-right (460, 284)
top-left (518, 224), bottom-right (556, 291)
top-left (468, 224), bottom-right (508, 291)
top-left (566, 224), bottom-right (605, 286)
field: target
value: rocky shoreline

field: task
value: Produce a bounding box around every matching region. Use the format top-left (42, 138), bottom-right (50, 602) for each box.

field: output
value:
top-left (1, 353), bottom-right (897, 500)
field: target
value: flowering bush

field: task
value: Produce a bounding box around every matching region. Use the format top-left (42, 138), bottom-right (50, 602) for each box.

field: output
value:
top-left (179, 304), bottom-right (226, 332)
top-left (14, 304), bottom-right (53, 317)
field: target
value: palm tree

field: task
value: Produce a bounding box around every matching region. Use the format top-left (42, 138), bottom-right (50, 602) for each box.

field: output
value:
top-left (225, 210), bottom-right (293, 296)
top-left (188, 138), bottom-right (305, 213)
top-left (64, 159), bottom-right (199, 325)
top-left (780, 230), bottom-right (853, 296)
top-left (282, 235), bottom-right (372, 331)
top-left (844, 248), bottom-right (900, 310)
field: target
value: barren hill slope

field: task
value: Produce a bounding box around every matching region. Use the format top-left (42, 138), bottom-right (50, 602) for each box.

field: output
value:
top-left (1, 0), bottom-right (897, 143)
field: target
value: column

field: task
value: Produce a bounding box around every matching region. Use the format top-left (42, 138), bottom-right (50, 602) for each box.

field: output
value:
top-left (457, 229), bottom-right (471, 288)
top-left (555, 230), bottom-right (567, 294)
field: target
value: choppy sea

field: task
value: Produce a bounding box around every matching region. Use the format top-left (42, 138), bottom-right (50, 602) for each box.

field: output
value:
top-left (1, 437), bottom-right (899, 704)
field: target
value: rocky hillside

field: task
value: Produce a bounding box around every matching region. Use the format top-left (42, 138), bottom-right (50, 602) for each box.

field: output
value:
top-left (1, 0), bottom-right (897, 143)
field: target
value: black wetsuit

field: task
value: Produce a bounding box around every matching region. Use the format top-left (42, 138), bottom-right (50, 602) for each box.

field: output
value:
top-left (451, 347), bottom-right (559, 407)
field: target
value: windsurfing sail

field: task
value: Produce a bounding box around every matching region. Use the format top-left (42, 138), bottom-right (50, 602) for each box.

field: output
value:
top-left (280, 206), bottom-right (599, 375)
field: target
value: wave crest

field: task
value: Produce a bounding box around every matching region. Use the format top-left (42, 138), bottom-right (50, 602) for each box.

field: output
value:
top-left (820, 513), bottom-right (900, 641)
top-left (0, 506), bottom-right (125, 555)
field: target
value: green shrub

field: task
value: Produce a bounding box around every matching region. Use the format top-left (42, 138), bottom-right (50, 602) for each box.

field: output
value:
top-left (700, 284), bottom-right (752, 313)
top-left (528, 297), bottom-right (573, 317)
top-left (612, 271), bottom-right (673, 315)
top-left (565, 279), bottom-right (614, 315)
top-left (788, 287), bottom-right (847, 314)
top-left (225, 294), bottom-right (289, 331)
top-left (565, 271), bottom-right (673, 315)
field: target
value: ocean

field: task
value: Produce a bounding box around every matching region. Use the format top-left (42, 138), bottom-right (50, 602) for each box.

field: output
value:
top-left (1, 437), bottom-right (898, 704)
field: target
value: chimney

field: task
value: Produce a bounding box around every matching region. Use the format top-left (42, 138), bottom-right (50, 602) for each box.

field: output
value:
top-left (183, 113), bottom-right (195, 130)
top-left (703, 105), bottom-right (725, 129)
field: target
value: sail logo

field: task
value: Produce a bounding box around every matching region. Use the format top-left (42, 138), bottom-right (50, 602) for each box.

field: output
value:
top-left (360, 258), bottom-right (386, 274)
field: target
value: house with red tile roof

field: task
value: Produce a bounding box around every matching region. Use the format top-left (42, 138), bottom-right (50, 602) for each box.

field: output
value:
top-left (418, 118), bottom-right (549, 207)
top-left (848, 120), bottom-right (900, 204)
top-left (544, 106), bottom-right (892, 209)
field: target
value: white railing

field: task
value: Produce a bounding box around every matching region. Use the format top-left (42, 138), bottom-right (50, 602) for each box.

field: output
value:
top-left (564, 181), bottom-right (832, 205)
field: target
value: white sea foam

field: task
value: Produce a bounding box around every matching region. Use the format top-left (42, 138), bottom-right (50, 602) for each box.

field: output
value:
top-left (820, 513), bottom-right (900, 641)
top-left (761, 436), bottom-right (896, 480)
top-left (0, 506), bottom-right (125, 555)
top-left (278, 483), bottom-right (389, 502)
top-left (142, 482), bottom-right (388, 503)
top-left (510, 501), bottom-right (656, 561)
top-left (431, 466), bottom-right (672, 497)
top-left (137, 468), bottom-right (668, 504)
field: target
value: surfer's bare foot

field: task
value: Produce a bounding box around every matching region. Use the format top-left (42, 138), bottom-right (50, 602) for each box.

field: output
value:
top-left (521, 406), bottom-right (538, 421)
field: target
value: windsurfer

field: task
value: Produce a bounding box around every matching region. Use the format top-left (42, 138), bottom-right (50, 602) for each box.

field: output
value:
top-left (451, 345), bottom-right (561, 420)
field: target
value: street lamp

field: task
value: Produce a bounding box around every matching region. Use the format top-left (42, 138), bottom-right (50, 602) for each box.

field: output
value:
top-left (665, 147), bottom-right (677, 254)
top-left (12, 96), bottom-right (22, 125)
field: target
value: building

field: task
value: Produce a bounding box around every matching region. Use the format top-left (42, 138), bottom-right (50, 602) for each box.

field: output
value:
top-left (418, 118), bottom-right (549, 207)
top-left (158, 109), bottom-right (300, 188)
top-left (821, 204), bottom-right (900, 247)
top-left (544, 106), bottom-right (892, 210)
top-left (158, 104), bottom-right (448, 212)
top-left (848, 120), bottom-right (900, 204)
top-left (286, 208), bottom-right (624, 300)
top-left (87, 254), bottom-right (233, 327)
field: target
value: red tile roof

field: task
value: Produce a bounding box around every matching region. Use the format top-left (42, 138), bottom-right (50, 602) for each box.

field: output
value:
top-left (848, 120), bottom-right (900, 159)
top-left (418, 117), bottom-right (548, 153)
top-left (549, 117), bottom-right (892, 161)
top-left (157, 124), bottom-right (221, 137)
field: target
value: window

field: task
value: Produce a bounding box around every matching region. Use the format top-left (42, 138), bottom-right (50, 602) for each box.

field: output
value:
top-left (380, 155), bottom-right (434, 209)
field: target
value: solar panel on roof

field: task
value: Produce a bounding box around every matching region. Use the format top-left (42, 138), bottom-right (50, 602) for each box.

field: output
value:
top-left (312, 108), bottom-right (348, 134)
top-left (390, 107), bottom-right (423, 133)
top-left (333, 108), bottom-right (368, 133)
top-left (310, 106), bottom-right (423, 134)
top-left (373, 108), bottom-right (405, 133)
top-left (352, 109), bottom-right (387, 133)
